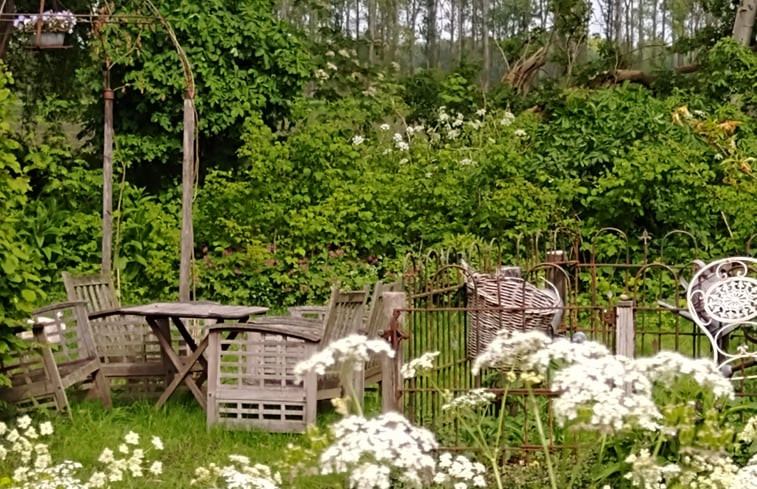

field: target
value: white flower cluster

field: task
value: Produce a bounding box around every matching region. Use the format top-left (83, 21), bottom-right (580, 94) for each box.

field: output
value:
top-left (0, 417), bottom-right (162, 489)
top-left (524, 336), bottom-right (610, 374)
top-left (393, 132), bottom-right (409, 151)
top-left (401, 351), bottom-right (440, 379)
top-left (635, 351), bottom-right (735, 400)
top-left (13, 10), bottom-right (77, 34)
top-left (739, 416), bottom-right (757, 443)
top-left (192, 456), bottom-right (282, 489)
top-left (433, 452), bottom-right (487, 488)
top-left (678, 449), bottom-right (738, 489)
top-left (320, 412), bottom-right (438, 489)
top-left (500, 111), bottom-right (515, 126)
top-left (293, 334), bottom-right (394, 382)
top-left (352, 135), bottom-right (365, 146)
top-left (90, 431), bottom-right (164, 486)
top-left (471, 330), bottom-right (552, 375)
top-left (733, 455), bottom-right (757, 489)
top-left (553, 355), bottom-right (662, 434)
top-left (442, 389), bottom-right (496, 412)
top-left (625, 448), bottom-right (681, 489)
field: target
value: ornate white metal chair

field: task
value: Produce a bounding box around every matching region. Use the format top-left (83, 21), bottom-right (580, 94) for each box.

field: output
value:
top-left (687, 257), bottom-right (757, 379)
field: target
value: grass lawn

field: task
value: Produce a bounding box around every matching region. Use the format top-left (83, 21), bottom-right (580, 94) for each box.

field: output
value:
top-left (14, 390), bottom-right (361, 488)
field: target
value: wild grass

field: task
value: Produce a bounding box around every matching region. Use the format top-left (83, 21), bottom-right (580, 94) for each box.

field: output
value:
top-left (18, 391), bottom-right (358, 488)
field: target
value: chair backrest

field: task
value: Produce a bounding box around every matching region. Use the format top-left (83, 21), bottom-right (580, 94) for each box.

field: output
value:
top-left (364, 279), bottom-right (403, 337)
top-left (0, 302), bottom-right (102, 410)
top-left (62, 271), bottom-right (120, 314)
top-left (30, 302), bottom-right (101, 365)
top-left (320, 285), bottom-right (370, 346)
top-left (687, 257), bottom-right (757, 350)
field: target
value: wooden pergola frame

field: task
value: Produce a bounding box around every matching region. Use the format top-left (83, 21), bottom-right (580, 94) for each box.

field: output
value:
top-left (2, 1), bottom-right (196, 301)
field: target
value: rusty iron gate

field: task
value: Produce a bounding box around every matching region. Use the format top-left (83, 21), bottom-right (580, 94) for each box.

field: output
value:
top-left (385, 229), bottom-right (757, 452)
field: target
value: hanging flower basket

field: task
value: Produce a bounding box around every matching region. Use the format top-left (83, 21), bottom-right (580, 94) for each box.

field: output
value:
top-left (36, 32), bottom-right (65, 47)
top-left (13, 10), bottom-right (76, 47)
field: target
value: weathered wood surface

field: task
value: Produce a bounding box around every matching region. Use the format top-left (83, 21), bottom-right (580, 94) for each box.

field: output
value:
top-left (115, 302), bottom-right (268, 320)
top-left (206, 286), bottom-right (368, 433)
top-left (63, 272), bottom-right (166, 396)
top-left (0, 302), bottom-right (111, 413)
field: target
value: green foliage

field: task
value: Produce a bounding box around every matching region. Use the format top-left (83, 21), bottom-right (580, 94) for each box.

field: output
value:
top-left (0, 65), bottom-right (43, 330)
top-left (83, 0), bottom-right (313, 185)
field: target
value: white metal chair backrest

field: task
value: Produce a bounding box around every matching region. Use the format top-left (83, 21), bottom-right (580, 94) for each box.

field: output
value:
top-left (686, 257), bottom-right (757, 377)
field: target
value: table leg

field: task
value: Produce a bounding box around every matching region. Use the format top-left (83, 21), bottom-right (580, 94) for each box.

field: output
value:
top-left (155, 318), bottom-right (174, 385)
top-left (146, 317), bottom-right (206, 410)
top-left (155, 335), bottom-right (209, 410)
top-left (170, 316), bottom-right (208, 370)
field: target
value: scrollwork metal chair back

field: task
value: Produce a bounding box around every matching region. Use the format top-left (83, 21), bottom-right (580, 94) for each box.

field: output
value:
top-left (686, 257), bottom-right (757, 379)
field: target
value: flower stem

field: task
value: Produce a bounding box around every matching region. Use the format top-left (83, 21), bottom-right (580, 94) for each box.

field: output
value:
top-left (598, 433), bottom-right (607, 464)
top-left (528, 386), bottom-right (557, 489)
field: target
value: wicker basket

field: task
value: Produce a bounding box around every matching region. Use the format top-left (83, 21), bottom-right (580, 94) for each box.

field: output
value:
top-left (463, 262), bottom-right (562, 359)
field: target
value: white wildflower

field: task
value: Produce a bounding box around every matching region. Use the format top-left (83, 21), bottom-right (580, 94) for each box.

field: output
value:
top-left (476, 108), bottom-right (486, 117)
top-left (124, 431), bottom-right (140, 445)
top-left (352, 135), bottom-right (365, 146)
top-left (553, 355), bottom-right (661, 434)
top-left (320, 412), bottom-right (438, 488)
top-left (315, 69), bottom-right (329, 81)
top-left (151, 436), bottom-right (164, 451)
top-left (401, 351), bottom-right (440, 379)
top-left (294, 334), bottom-right (395, 382)
top-left (624, 448), bottom-right (681, 489)
top-left (38, 422), bottom-right (53, 437)
top-left (17, 416), bottom-right (32, 430)
top-left (500, 111), bottom-right (515, 126)
top-left (443, 389), bottom-right (496, 412)
top-left (379, 123), bottom-right (390, 131)
top-left (472, 330), bottom-right (553, 375)
top-left (524, 337), bottom-right (610, 375)
top-left (513, 129), bottom-right (527, 138)
top-left (635, 351), bottom-right (734, 399)
top-left (326, 62), bottom-right (338, 71)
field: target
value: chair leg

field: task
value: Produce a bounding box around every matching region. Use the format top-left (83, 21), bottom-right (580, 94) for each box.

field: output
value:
top-left (39, 345), bottom-right (71, 416)
top-left (93, 370), bottom-right (113, 409)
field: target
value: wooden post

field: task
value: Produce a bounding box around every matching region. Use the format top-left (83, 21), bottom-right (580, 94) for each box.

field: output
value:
top-left (179, 94), bottom-right (195, 301)
top-left (615, 297), bottom-right (635, 357)
top-left (102, 83), bottom-right (114, 274)
top-left (381, 291), bottom-right (406, 413)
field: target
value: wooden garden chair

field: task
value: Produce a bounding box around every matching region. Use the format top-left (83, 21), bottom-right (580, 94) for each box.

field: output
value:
top-left (0, 301), bottom-right (112, 413)
top-left (360, 280), bottom-right (403, 389)
top-left (205, 285), bottom-right (369, 433)
top-left (62, 271), bottom-right (168, 396)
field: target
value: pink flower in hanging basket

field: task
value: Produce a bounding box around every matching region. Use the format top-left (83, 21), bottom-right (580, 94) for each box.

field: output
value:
top-left (13, 10), bottom-right (77, 34)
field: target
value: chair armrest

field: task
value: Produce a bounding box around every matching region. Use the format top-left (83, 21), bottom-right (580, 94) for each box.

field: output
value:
top-left (88, 307), bottom-right (124, 320)
top-left (33, 301), bottom-right (86, 316)
top-left (208, 321), bottom-right (323, 343)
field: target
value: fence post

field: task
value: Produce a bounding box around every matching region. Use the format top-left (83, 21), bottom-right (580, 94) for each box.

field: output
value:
top-left (381, 291), bottom-right (406, 413)
top-left (546, 250), bottom-right (566, 304)
top-left (615, 296), bottom-right (635, 357)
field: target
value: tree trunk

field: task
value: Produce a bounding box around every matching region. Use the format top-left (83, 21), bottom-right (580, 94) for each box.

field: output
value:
top-left (732, 0), bottom-right (757, 45)
top-left (368, 0), bottom-right (376, 63)
top-left (0, 0), bottom-right (17, 61)
top-left (502, 45), bottom-right (549, 93)
top-left (458, 0), bottom-right (465, 64)
top-left (425, 0), bottom-right (438, 67)
top-left (482, 0), bottom-right (490, 90)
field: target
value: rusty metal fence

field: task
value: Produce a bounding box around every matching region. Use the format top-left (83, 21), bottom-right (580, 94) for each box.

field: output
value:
top-left (386, 229), bottom-right (757, 451)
